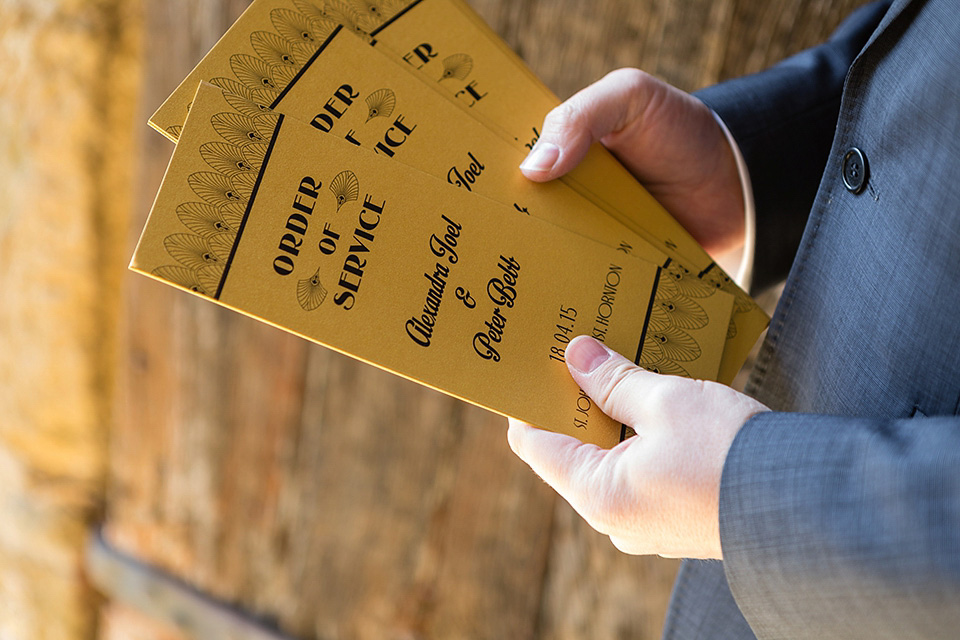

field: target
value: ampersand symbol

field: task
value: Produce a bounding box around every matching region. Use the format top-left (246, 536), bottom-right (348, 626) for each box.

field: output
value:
top-left (456, 287), bottom-right (476, 309)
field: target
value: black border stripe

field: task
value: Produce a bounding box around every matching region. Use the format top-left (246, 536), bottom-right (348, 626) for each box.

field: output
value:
top-left (622, 266), bottom-right (663, 441)
top-left (697, 261), bottom-right (718, 278)
top-left (370, 0), bottom-right (424, 36)
top-left (214, 114), bottom-right (285, 300)
top-left (634, 267), bottom-right (662, 365)
top-left (270, 26), bottom-right (343, 108)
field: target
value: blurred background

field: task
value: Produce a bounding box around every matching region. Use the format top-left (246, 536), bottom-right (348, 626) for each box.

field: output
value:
top-left (0, 0), bottom-right (869, 638)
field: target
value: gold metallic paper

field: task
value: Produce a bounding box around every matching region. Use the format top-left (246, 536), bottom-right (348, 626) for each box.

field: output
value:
top-left (150, 0), bottom-right (768, 384)
top-left (134, 83), bottom-right (734, 446)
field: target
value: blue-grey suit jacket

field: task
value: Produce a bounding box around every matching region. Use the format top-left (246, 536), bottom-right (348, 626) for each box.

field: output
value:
top-left (664, 1), bottom-right (960, 637)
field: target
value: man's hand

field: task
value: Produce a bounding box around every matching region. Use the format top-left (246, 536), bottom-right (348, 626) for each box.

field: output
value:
top-left (519, 68), bottom-right (745, 256)
top-left (508, 336), bottom-right (769, 559)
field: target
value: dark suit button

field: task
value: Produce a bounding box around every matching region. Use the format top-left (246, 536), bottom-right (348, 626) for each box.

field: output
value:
top-left (842, 147), bottom-right (868, 194)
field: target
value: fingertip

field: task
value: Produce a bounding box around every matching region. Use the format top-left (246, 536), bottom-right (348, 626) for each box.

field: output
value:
top-left (562, 338), bottom-right (655, 427)
top-left (565, 335), bottom-right (612, 375)
top-left (519, 141), bottom-right (561, 179)
top-left (507, 421), bottom-right (582, 472)
top-left (609, 535), bottom-right (645, 556)
top-left (506, 418), bottom-right (531, 456)
top-left (518, 168), bottom-right (554, 182)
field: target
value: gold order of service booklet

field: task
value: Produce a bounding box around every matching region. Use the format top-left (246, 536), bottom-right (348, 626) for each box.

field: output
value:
top-left (133, 0), bottom-right (768, 447)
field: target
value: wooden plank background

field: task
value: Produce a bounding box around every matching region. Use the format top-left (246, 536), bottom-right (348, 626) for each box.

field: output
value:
top-left (103, 1), bottom-right (870, 639)
top-left (0, 2), bottom-right (138, 638)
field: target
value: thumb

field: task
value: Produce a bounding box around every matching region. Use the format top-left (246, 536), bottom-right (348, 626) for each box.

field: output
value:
top-left (508, 418), bottom-right (630, 538)
top-left (507, 418), bottom-right (610, 504)
top-left (519, 68), bottom-right (655, 182)
top-left (564, 335), bottom-right (670, 428)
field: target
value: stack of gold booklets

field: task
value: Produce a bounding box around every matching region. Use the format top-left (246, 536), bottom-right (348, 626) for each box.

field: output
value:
top-left (133, 0), bottom-right (769, 447)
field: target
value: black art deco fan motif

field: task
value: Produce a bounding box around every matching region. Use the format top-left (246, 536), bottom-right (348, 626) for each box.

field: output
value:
top-left (197, 141), bottom-right (267, 180)
top-left (728, 286), bottom-right (758, 338)
top-left (153, 265), bottom-right (222, 297)
top-left (199, 141), bottom-right (257, 175)
top-left (292, 0), bottom-right (331, 23)
top-left (163, 233), bottom-right (230, 271)
top-left (154, 90), bottom-right (281, 298)
top-left (154, 2), bottom-right (411, 299)
top-left (205, 2), bottom-right (414, 123)
top-left (186, 172), bottom-right (249, 208)
top-left (230, 53), bottom-right (279, 92)
top-left (176, 201), bottom-right (241, 236)
top-left (439, 53), bottom-right (473, 82)
top-left (329, 170), bottom-right (360, 211)
top-left (365, 88), bottom-right (396, 122)
top-left (351, 0), bottom-right (402, 24)
top-left (211, 111), bottom-right (270, 145)
top-left (660, 262), bottom-right (712, 298)
top-left (700, 267), bottom-right (730, 292)
top-left (250, 30), bottom-right (303, 69)
top-left (297, 268), bottom-right (329, 310)
top-left (698, 266), bottom-right (755, 339)
top-left (637, 263), bottom-right (717, 377)
top-left (287, 3), bottom-right (340, 44)
top-left (644, 326), bottom-right (701, 363)
top-left (211, 78), bottom-right (273, 116)
top-left (656, 295), bottom-right (708, 331)
top-left (323, 0), bottom-right (364, 36)
top-left (271, 7), bottom-right (325, 45)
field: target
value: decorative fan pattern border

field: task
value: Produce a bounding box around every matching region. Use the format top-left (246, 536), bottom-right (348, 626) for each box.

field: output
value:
top-left (637, 263), bottom-right (716, 378)
top-left (153, 104), bottom-right (282, 299)
top-left (164, 0), bottom-right (409, 140)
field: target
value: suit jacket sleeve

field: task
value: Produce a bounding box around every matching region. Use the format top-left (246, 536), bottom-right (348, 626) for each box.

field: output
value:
top-left (691, 2), bottom-right (960, 637)
top-left (694, 1), bottom-right (891, 292)
top-left (720, 411), bottom-right (960, 637)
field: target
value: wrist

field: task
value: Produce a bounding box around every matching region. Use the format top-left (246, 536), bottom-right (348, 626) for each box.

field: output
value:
top-left (710, 110), bottom-right (756, 291)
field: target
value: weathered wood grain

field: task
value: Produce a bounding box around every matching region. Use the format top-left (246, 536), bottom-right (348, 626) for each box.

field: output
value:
top-left (0, 1), bottom-right (139, 639)
top-left (104, 1), bottom-right (873, 639)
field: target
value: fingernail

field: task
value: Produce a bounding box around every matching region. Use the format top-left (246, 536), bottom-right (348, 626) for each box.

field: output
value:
top-left (519, 142), bottom-right (560, 173)
top-left (566, 336), bottom-right (610, 374)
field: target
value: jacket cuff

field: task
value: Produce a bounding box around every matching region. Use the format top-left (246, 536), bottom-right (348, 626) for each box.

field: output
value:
top-left (717, 410), bottom-right (832, 634)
